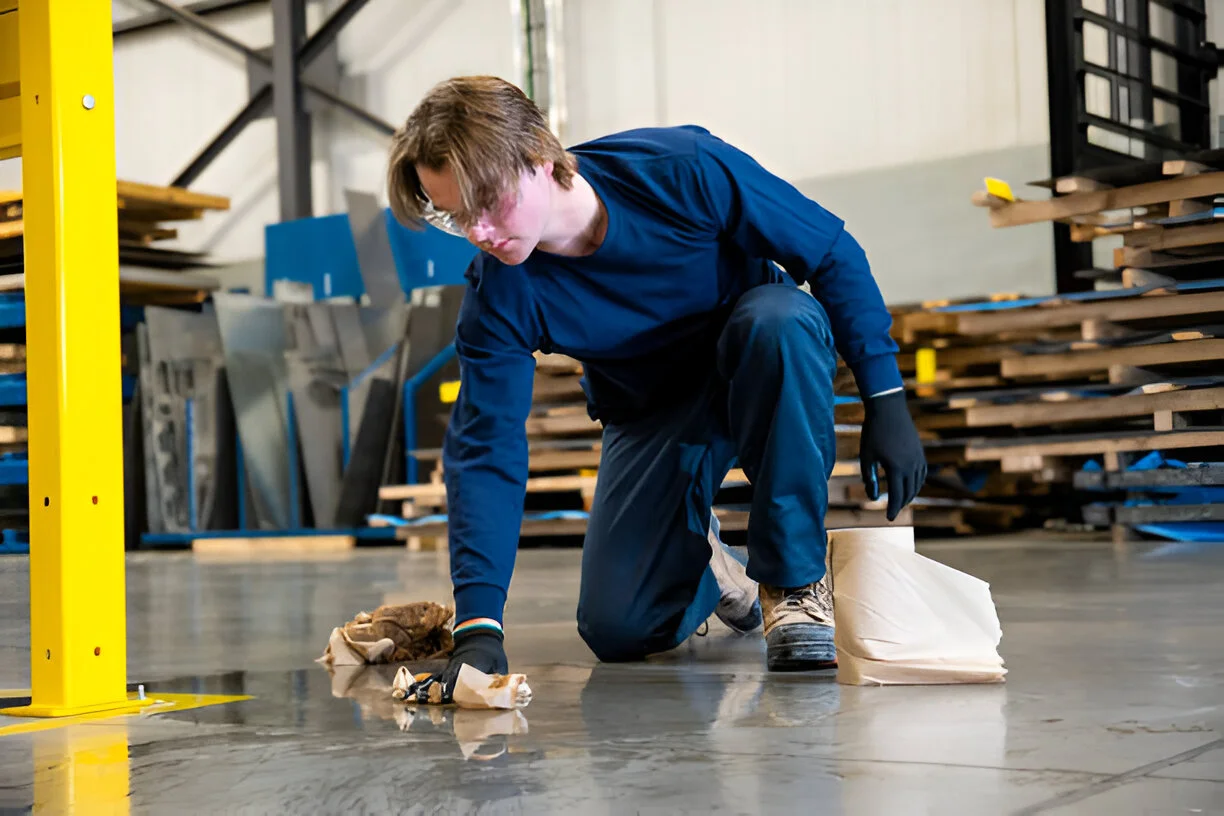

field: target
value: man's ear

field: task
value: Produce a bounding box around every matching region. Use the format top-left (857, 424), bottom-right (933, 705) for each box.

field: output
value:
top-left (540, 160), bottom-right (554, 180)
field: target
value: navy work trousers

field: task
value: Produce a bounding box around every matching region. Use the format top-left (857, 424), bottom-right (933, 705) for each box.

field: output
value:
top-left (576, 284), bottom-right (839, 662)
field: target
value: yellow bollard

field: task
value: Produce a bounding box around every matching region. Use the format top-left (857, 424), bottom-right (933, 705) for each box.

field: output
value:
top-left (0, 0), bottom-right (134, 718)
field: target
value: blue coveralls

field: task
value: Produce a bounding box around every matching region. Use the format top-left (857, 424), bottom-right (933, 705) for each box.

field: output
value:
top-left (442, 126), bottom-right (902, 662)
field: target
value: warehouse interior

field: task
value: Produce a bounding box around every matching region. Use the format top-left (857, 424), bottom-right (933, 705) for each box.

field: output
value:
top-left (4, 0), bottom-right (1224, 812)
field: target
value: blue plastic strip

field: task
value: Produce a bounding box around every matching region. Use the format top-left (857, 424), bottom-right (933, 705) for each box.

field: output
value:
top-left (186, 398), bottom-right (198, 532)
top-left (1145, 207), bottom-right (1224, 227)
top-left (351, 342), bottom-right (401, 390)
top-left (0, 528), bottom-right (29, 555)
top-left (395, 509), bottom-right (588, 528)
top-left (139, 526), bottom-right (400, 547)
top-left (931, 278), bottom-right (1224, 314)
top-left (0, 454), bottom-right (28, 486)
top-left (367, 513), bottom-right (408, 527)
top-left (403, 343), bottom-right (457, 484)
top-left (0, 295), bottom-right (24, 329)
top-left (0, 374), bottom-right (26, 407)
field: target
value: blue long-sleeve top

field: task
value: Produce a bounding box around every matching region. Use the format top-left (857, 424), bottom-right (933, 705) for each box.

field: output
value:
top-left (443, 125), bottom-right (901, 624)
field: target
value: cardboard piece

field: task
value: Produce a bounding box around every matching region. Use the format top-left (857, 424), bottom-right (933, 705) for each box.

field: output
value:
top-left (828, 526), bottom-right (1006, 686)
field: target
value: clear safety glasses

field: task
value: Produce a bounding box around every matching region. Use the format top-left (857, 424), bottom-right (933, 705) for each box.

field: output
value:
top-left (421, 196), bottom-right (469, 238)
top-left (419, 182), bottom-right (521, 239)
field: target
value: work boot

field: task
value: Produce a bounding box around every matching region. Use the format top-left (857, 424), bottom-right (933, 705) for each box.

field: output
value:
top-left (707, 517), bottom-right (763, 634)
top-left (761, 578), bottom-right (837, 671)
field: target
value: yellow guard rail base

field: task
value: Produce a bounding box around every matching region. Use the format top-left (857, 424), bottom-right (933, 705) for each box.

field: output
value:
top-left (0, 0), bottom-right (140, 718)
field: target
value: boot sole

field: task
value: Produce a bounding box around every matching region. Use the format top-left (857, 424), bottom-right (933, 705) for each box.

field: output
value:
top-left (765, 623), bottom-right (837, 671)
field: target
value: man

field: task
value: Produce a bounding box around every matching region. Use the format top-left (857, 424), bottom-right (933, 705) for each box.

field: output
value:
top-left (386, 76), bottom-right (926, 693)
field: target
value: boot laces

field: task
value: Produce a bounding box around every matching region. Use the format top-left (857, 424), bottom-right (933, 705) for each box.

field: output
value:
top-left (778, 581), bottom-right (833, 622)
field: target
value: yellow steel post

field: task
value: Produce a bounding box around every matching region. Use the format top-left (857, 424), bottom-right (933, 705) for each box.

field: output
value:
top-left (0, 2), bottom-right (19, 161)
top-left (0, 0), bottom-right (133, 718)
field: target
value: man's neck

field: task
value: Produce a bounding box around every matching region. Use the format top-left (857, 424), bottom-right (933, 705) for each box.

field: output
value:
top-left (537, 174), bottom-right (607, 257)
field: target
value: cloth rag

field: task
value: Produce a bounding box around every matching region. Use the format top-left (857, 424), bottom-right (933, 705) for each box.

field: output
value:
top-left (316, 601), bottom-right (455, 666)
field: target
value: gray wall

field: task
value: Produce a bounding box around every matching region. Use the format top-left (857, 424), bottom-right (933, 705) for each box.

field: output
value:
top-left (798, 143), bottom-right (1056, 305)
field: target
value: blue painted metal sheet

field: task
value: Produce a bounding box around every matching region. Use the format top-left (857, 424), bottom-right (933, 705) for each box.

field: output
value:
top-left (402, 343), bottom-right (457, 484)
top-left (384, 212), bottom-right (475, 291)
top-left (264, 214), bottom-right (366, 301)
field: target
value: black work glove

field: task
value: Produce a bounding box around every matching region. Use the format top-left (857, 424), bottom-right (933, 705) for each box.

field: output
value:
top-left (859, 390), bottom-right (928, 521)
top-left (435, 628), bottom-right (508, 701)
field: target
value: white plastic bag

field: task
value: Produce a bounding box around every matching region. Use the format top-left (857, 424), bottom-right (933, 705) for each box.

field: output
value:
top-left (828, 526), bottom-right (1006, 686)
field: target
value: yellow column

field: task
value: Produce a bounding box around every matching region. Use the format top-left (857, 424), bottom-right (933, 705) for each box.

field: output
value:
top-left (4, 0), bottom-right (130, 717)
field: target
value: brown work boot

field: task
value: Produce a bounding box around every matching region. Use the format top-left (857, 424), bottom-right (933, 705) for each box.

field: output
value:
top-left (760, 577), bottom-right (837, 671)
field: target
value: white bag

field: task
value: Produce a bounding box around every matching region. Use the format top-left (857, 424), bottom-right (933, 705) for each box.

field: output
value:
top-left (828, 526), bottom-right (1006, 686)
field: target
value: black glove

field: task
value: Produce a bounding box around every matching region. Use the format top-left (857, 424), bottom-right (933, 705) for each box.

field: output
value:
top-left (439, 628), bottom-right (508, 700)
top-left (859, 390), bottom-right (927, 521)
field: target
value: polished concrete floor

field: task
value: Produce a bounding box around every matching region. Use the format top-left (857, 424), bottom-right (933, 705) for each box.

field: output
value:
top-left (1, 534), bottom-right (1223, 814)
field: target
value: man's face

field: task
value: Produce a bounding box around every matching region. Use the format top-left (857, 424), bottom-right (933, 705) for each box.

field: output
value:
top-left (415, 162), bottom-right (553, 266)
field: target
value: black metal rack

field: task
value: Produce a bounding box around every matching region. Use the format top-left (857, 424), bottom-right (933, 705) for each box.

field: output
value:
top-left (1045, 0), bottom-right (1220, 291)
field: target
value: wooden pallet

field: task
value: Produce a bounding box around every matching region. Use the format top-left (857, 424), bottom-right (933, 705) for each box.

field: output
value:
top-left (965, 428), bottom-right (1224, 469)
top-left (0, 181), bottom-right (229, 257)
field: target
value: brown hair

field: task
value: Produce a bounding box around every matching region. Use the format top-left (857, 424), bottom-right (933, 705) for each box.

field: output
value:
top-left (386, 76), bottom-right (577, 228)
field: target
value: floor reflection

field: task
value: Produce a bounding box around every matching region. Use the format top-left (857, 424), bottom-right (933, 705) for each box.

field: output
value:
top-left (32, 723), bottom-right (132, 815)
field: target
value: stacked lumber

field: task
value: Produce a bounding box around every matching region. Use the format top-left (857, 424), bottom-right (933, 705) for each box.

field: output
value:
top-left (888, 274), bottom-right (1224, 543)
top-left (378, 350), bottom-right (1023, 549)
top-left (973, 150), bottom-right (1224, 286)
top-left (0, 181), bottom-right (227, 304)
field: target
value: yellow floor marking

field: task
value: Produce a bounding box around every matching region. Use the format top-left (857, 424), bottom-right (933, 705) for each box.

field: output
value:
top-left (0, 691), bottom-right (252, 737)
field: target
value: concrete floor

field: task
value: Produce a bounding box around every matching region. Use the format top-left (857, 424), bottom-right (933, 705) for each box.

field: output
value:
top-left (1, 534), bottom-right (1223, 814)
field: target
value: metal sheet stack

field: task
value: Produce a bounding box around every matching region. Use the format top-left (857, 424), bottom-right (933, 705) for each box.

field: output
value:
top-left (137, 296), bottom-right (414, 543)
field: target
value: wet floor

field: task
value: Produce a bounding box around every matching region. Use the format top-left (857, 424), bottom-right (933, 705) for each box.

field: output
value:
top-left (2, 535), bottom-right (1224, 814)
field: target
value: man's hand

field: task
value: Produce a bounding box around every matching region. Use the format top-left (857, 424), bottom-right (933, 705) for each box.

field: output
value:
top-left (858, 390), bottom-right (927, 520)
top-left (438, 627), bottom-right (508, 699)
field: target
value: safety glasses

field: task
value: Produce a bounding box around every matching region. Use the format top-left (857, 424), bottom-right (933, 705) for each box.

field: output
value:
top-left (418, 180), bottom-right (522, 239)
top-left (420, 196), bottom-right (469, 238)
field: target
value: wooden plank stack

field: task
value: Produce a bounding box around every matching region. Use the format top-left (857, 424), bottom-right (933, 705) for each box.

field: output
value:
top-left (0, 181), bottom-right (228, 305)
top-left (378, 350), bottom-right (1029, 549)
top-left (879, 156), bottom-right (1224, 544)
top-left (973, 149), bottom-right (1224, 287)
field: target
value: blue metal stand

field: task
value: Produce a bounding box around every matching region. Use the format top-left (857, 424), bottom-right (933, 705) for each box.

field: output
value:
top-left (402, 343), bottom-right (456, 484)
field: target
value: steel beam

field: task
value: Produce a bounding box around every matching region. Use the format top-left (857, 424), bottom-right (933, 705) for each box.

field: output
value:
top-left (113, 0), bottom-right (265, 38)
top-left (140, 0), bottom-right (394, 133)
top-left (272, 0), bottom-right (311, 221)
top-left (0, 0), bottom-right (144, 719)
top-left (1043, 0), bottom-right (1094, 293)
top-left (300, 0), bottom-right (373, 65)
top-left (165, 0), bottom-right (387, 190)
top-left (172, 86), bottom-right (271, 188)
